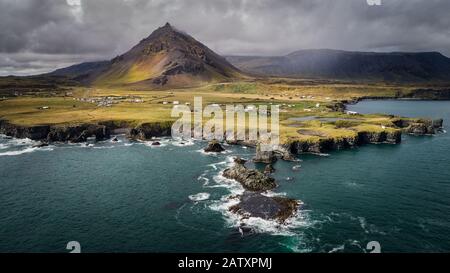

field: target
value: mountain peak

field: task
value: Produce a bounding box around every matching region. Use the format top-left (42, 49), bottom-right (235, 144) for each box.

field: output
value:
top-left (158, 22), bottom-right (175, 32)
top-left (85, 23), bottom-right (243, 88)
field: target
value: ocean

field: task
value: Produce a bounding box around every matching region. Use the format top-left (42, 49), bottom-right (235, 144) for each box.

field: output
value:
top-left (0, 100), bottom-right (449, 253)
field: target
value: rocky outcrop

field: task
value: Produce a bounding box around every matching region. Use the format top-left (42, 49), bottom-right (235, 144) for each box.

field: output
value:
top-left (204, 140), bottom-right (225, 153)
top-left (274, 144), bottom-right (298, 161)
top-left (47, 124), bottom-right (110, 143)
top-left (327, 101), bottom-right (346, 112)
top-left (253, 143), bottom-right (277, 163)
top-left (286, 117), bottom-right (442, 155)
top-left (289, 130), bottom-right (402, 154)
top-left (357, 130), bottom-right (402, 145)
top-left (264, 164), bottom-right (275, 175)
top-left (128, 122), bottom-right (172, 140)
top-left (234, 157), bottom-right (247, 165)
top-left (0, 120), bottom-right (50, 140)
top-left (223, 158), bottom-right (300, 223)
top-left (223, 159), bottom-right (276, 191)
top-left (0, 120), bottom-right (110, 142)
top-left (393, 118), bottom-right (444, 135)
top-left (290, 137), bottom-right (354, 154)
top-left (229, 192), bottom-right (299, 223)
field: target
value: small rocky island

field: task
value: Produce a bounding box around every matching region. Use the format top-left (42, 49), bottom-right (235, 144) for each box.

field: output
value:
top-left (204, 140), bottom-right (225, 153)
top-left (223, 158), bottom-right (300, 223)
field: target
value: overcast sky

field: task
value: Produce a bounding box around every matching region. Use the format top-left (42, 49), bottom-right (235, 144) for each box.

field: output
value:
top-left (1, 0), bottom-right (449, 76)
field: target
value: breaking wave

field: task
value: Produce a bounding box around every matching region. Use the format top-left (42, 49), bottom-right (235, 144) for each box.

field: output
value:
top-left (0, 146), bottom-right (54, 157)
top-left (189, 193), bottom-right (211, 202)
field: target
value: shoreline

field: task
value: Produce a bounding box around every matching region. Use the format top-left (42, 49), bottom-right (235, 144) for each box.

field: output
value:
top-left (0, 98), bottom-right (446, 157)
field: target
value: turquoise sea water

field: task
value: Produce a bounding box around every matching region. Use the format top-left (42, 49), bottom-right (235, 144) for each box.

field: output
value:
top-left (0, 100), bottom-right (449, 253)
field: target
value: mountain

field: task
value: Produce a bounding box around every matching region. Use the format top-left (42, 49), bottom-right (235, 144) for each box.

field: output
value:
top-left (50, 23), bottom-right (244, 88)
top-left (48, 61), bottom-right (110, 80)
top-left (226, 49), bottom-right (450, 82)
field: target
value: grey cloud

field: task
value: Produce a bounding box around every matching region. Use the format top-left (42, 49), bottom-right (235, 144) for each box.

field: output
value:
top-left (0, 0), bottom-right (450, 76)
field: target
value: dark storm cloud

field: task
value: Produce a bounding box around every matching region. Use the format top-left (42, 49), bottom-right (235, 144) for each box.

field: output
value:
top-left (0, 0), bottom-right (449, 75)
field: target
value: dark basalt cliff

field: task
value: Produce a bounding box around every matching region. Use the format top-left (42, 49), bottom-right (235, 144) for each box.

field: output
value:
top-left (229, 192), bottom-right (299, 223)
top-left (223, 159), bottom-right (277, 192)
top-left (0, 120), bottom-right (110, 143)
top-left (127, 122), bottom-right (173, 140)
top-left (393, 118), bottom-right (444, 135)
top-left (223, 158), bottom-right (299, 223)
top-left (281, 118), bottom-right (443, 155)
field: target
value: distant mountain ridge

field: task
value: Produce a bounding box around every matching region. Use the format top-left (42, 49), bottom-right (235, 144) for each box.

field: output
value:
top-left (50, 23), bottom-right (244, 88)
top-left (49, 27), bottom-right (450, 85)
top-left (226, 49), bottom-right (450, 82)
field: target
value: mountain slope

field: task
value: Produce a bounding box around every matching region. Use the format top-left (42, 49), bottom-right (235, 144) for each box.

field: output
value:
top-left (227, 49), bottom-right (450, 82)
top-left (48, 61), bottom-right (110, 81)
top-left (50, 23), bottom-right (244, 88)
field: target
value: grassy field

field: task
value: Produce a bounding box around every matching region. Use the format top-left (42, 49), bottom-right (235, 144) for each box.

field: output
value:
top-left (0, 79), bottom-right (441, 143)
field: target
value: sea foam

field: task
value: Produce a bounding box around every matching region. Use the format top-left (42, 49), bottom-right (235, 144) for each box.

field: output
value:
top-left (189, 193), bottom-right (211, 202)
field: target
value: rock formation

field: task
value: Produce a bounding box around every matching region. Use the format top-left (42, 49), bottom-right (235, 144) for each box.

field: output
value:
top-left (253, 142), bottom-right (277, 163)
top-left (204, 140), bottom-right (225, 153)
top-left (0, 120), bottom-right (110, 143)
top-left (223, 158), bottom-right (299, 223)
top-left (128, 122), bottom-right (172, 140)
top-left (264, 164), bottom-right (275, 175)
top-left (229, 192), bottom-right (299, 223)
top-left (223, 159), bottom-right (276, 191)
top-left (393, 118), bottom-right (444, 135)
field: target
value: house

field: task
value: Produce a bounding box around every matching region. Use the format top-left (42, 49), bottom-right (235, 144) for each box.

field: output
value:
top-left (346, 111), bottom-right (358, 115)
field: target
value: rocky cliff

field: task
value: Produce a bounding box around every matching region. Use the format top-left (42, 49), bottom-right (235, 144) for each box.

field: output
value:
top-left (0, 120), bottom-right (110, 142)
top-left (127, 122), bottom-right (173, 140)
top-left (281, 118), bottom-right (442, 155)
top-left (222, 158), bottom-right (300, 223)
top-left (223, 159), bottom-right (277, 191)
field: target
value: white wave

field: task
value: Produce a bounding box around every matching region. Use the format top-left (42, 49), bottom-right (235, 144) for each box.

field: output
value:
top-left (197, 148), bottom-right (232, 156)
top-left (142, 141), bottom-right (168, 148)
top-left (261, 191), bottom-right (287, 198)
top-left (7, 138), bottom-right (37, 147)
top-left (0, 146), bottom-right (53, 157)
top-left (0, 143), bottom-right (9, 150)
top-left (329, 244), bottom-right (345, 253)
top-left (83, 144), bottom-right (95, 148)
top-left (189, 193), bottom-right (211, 202)
top-left (197, 171), bottom-right (210, 186)
top-left (93, 146), bottom-right (116, 149)
top-left (358, 217), bottom-right (368, 234)
top-left (207, 160), bottom-right (230, 170)
top-left (208, 173), bottom-right (245, 194)
top-left (172, 139), bottom-right (195, 147)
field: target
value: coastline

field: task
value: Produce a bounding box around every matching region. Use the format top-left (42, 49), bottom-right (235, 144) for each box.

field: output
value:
top-left (0, 97), bottom-right (445, 156)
